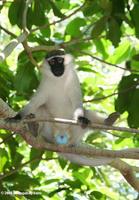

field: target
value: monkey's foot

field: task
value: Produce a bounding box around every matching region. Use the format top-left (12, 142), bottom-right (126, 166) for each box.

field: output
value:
top-left (104, 112), bottom-right (120, 125)
top-left (24, 113), bottom-right (35, 120)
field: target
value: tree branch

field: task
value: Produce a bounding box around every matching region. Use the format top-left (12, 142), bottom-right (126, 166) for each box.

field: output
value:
top-left (2, 116), bottom-right (139, 160)
top-left (0, 32), bottom-right (28, 61)
top-left (24, 117), bottom-right (139, 135)
top-left (110, 159), bottom-right (139, 191)
top-left (22, 0), bottom-right (39, 67)
top-left (22, 0), bottom-right (33, 30)
top-left (0, 98), bottom-right (139, 159)
top-left (0, 98), bottom-right (139, 191)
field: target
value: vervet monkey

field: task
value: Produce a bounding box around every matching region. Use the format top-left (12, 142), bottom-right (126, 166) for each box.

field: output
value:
top-left (8, 49), bottom-right (119, 166)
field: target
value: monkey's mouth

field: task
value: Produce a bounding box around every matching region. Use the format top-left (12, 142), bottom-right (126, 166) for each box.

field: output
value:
top-left (51, 65), bottom-right (65, 77)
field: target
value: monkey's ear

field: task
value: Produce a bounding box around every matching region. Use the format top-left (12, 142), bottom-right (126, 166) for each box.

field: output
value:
top-left (64, 54), bottom-right (74, 65)
top-left (104, 112), bottom-right (120, 125)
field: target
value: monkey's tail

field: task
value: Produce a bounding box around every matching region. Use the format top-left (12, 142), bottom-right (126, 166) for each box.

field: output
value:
top-left (59, 153), bottom-right (114, 167)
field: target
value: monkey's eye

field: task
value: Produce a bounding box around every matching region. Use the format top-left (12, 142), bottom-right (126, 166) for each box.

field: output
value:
top-left (57, 57), bottom-right (64, 63)
top-left (48, 58), bottom-right (55, 65)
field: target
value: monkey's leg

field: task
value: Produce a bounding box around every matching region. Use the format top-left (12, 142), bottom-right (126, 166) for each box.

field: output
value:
top-left (85, 110), bottom-right (120, 125)
top-left (24, 113), bottom-right (39, 137)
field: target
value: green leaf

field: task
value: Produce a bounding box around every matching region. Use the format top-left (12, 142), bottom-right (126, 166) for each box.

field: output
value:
top-left (83, 0), bottom-right (101, 16)
top-left (31, 0), bottom-right (46, 26)
top-left (93, 39), bottom-right (109, 59)
top-left (58, 157), bottom-right (68, 169)
top-left (0, 148), bottom-right (8, 172)
top-left (55, 0), bottom-right (70, 10)
top-left (108, 41), bottom-right (135, 64)
top-left (10, 174), bottom-right (40, 190)
top-left (115, 74), bottom-right (139, 128)
top-left (111, 0), bottom-right (125, 25)
top-left (128, 89), bottom-right (139, 128)
top-left (89, 191), bottom-right (105, 200)
top-left (15, 52), bottom-right (39, 98)
top-left (73, 168), bottom-right (90, 185)
top-left (49, 0), bottom-right (65, 18)
top-left (91, 17), bottom-right (107, 38)
top-left (8, 0), bottom-right (25, 28)
top-left (112, 0), bottom-right (125, 14)
top-left (40, 18), bottom-right (51, 38)
top-left (0, 62), bottom-right (13, 101)
top-left (115, 74), bottom-right (139, 113)
top-left (131, 3), bottom-right (139, 38)
top-left (107, 17), bottom-right (121, 47)
top-left (12, 152), bottom-right (24, 168)
top-left (30, 148), bottom-right (44, 170)
top-left (65, 17), bottom-right (86, 37)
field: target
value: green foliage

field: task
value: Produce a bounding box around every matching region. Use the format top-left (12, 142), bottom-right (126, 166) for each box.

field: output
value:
top-left (8, 0), bottom-right (25, 28)
top-left (65, 17), bottom-right (86, 37)
top-left (115, 74), bottom-right (139, 128)
top-left (29, 148), bottom-right (44, 170)
top-left (14, 52), bottom-right (39, 98)
top-left (0, 62), bottom-right (13, 101)
top-left (1, 0), bottom-right (139, 199)
top-left (0, 148), bottom-right (8, 172)
top-left (131, 3), bottom-right (139, 38)
top-left (91, 17), bottom-right (107, 39)
top-left (107, 17), bottom-right (121, 47)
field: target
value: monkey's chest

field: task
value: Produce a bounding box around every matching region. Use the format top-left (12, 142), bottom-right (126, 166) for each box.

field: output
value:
top-left (47, 94), bottom-right (73, 118)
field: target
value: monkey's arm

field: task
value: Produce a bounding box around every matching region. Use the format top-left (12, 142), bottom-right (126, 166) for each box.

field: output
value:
top-left (11, 83), bottom-right (48, 120)
top-left (67, 71), bottom-right (84, 119)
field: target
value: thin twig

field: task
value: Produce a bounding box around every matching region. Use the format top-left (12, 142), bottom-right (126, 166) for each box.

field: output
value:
top-left (81, 51), bottom-right (139, 73)
top-left (84, 80), bottom-right (139, 102)
top-left (0, 132), bottom-right (15, 145)
top-left (0, 24), bottom-right (17, 38)
top-left (110, 159), bottom-right (139, 191)
top-left (22, 41), bottom-right (39, 67)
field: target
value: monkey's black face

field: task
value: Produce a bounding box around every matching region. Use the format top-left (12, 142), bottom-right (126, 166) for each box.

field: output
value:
top-left (48, 57), bottom-right (65, 77)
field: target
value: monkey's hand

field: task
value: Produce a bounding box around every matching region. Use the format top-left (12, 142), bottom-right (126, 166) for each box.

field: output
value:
top-left (104, 112), bottom-right (120, 125)
top-left (78, 116), bottom-right (90, 129)
top-left (5, 113), bottom-right (22, 122)
top-left (6, 113), bottom-right (39, 137)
